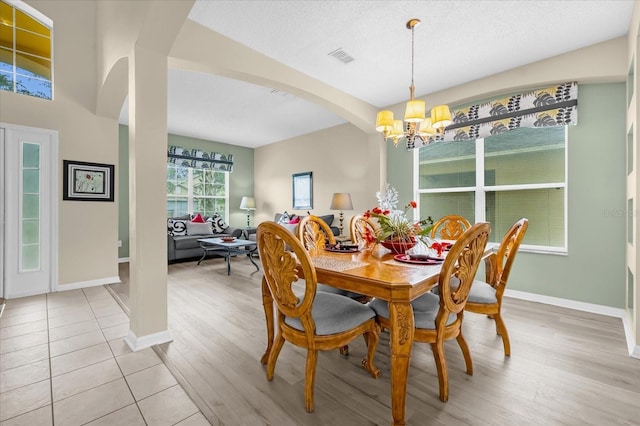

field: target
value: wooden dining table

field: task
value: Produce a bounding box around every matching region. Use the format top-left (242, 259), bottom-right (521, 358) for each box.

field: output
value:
top-left (259, 243), bottom-right (495, 425)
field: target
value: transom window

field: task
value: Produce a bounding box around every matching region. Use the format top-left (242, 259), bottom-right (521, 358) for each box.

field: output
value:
top-left (415, 126), bottom-right (567, 252)
top-left (167, 164), bottom-right (229, 220)
top-left (0, 0), bottom-right (52, 99)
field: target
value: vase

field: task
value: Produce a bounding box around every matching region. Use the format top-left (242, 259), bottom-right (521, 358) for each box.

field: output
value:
top-left (380, 238), bottom-right (416, 254)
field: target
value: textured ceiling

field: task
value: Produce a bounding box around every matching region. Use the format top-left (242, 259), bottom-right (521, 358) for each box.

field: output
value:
top-left (119, 0), bottom-right (634, 148)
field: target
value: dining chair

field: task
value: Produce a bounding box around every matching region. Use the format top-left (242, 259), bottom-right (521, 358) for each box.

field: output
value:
top-left (349, 214), bottom-right (378, 245)
top-left (463, 218), bottom-right (528, 356)
top-left (429, 215), bottom-right (472, 240)
top-left (298, 215), bottom-right (371, 355)
top-left (257, 222), bottom-right (380, 413)
top-left (371, 222), bottom-right (491, 402)
top-left (299, 215), bottom-right (369, 300)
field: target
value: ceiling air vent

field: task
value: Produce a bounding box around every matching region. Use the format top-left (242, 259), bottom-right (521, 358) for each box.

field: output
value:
top-left (328, 48), bottom-right (354, 64)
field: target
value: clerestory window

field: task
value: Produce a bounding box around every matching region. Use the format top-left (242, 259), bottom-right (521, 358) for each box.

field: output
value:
top-left (0, 0), bottom-right (52, 99)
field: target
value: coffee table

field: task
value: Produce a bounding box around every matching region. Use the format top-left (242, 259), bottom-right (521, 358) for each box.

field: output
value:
top-left (197, 237), bottom-right (260, 275)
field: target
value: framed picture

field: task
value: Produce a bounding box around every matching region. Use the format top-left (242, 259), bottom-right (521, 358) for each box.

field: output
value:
top-left (63, 160), bottom-right (115, 202)
top-left (292, 171), bottom-right (313, 209)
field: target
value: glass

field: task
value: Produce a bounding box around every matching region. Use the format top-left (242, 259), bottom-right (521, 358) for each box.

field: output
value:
top-left (22, 244), bottom-right (40, 271)
top-left (23, 169), bottom-right (39, 193)
top-left (485, 127), bottom-right (565, 185)
top-left (419, 192), bottom-right (475, 225)
top-left (0, 47), bottom-right (13, 71)
top-left (22, 193), bottom-right (39, 219)
top-left (418, 139), bottom-right (475, 189)
top-left (15, 73), bottom-right (50, 99)
top-left (487, 188), bottom-right (564, 246)
top-left (22, 142), bottom-right (40, 167)
top-left (22, 219), bottom-right (39, 244)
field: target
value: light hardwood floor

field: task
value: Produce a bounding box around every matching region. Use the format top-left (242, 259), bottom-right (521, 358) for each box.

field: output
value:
top-left (113, 260), bottom-right (640, 426)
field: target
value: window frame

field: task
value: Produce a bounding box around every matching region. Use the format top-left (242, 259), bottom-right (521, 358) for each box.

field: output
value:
top-left (413, 126), bottom-right (568, 254)
top-left (166, 163), bottom-right (230, 221)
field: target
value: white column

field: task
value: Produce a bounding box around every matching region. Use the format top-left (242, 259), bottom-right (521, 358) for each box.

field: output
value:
top-left (124, 44), bottom-right (171, 351)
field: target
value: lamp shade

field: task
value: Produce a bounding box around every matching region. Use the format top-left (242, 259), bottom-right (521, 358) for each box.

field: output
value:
top-left (376, 110), bottom-right (394, 132)
top-left (329, 193), bottom-right (353, 211)
top-left (418, 117), bottom-right (437, 136)
top-left (430, 105), bottom-right (452, 129)
top-left (388, 120), bottom-right (404, 139)
top-left (239, 196), bottom-right (256, 210)
top-left (404, 99), bottom-right (426, 122)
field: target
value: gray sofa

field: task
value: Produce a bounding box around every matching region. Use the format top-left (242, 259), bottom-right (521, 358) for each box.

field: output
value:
top-left (167, 214), bottom-right (242, 263)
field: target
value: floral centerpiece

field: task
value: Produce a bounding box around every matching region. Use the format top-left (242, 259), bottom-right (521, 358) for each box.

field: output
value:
top-left (363, 184), bottom-right (433, 254)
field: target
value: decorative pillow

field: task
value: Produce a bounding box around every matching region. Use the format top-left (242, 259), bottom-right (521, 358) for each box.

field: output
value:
top-left (191, 213), bottom-right (205, 223)
top-left (186, 221), bottom-right (213, 236)
top-left (208, 214), bottom-right (229, 234)
top-left (289, 216), bottom-right (300, 224)
top-left (167, 219), bottom-right (188, 236)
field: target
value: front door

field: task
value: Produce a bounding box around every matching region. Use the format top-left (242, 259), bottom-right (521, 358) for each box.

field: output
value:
top-left (1, 123), bottom-right (58, 298)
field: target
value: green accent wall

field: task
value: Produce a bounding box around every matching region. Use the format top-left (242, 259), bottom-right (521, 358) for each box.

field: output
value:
top-left (386, 83), bottom-right (627, 308)
top-left (117, 125), bottom-right (254, 258)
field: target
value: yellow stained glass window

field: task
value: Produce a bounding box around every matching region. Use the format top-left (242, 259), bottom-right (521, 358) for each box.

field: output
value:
top-left (0, 0), bottom-right (52, 99)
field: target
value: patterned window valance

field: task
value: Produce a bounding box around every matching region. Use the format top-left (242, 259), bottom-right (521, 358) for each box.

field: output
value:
top-left (167, 145), bottom-right (233, 172)
top-left (425, 81), bottom-right (578, 146)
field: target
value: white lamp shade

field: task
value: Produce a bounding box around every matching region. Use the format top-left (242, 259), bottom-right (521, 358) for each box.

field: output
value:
top-left (240, 196), bottom-right (256, 210)
top-left (330, 193), bottom-right (353, 211)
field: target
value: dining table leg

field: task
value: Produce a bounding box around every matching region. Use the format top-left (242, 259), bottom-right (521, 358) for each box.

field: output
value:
top-left (260, 276), bottom-right (274, 365)
top-left (389, 301), bottom-right (415, 426)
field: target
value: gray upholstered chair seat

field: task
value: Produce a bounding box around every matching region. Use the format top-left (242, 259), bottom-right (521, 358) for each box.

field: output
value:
top-left (285, 292), bottom-right (376, 335)
top-left (433, 279), bottom-right (498, 304)
top-left (370, 293), bottom-right (456, 330)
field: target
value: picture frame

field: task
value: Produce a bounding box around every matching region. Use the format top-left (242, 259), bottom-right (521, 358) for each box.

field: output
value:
top-left (292, 171), bottom-right (313, 209)
top-left (63, 160), bottom-right (115, 202)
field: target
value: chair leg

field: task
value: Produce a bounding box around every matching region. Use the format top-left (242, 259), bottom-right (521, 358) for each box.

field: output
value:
top-left (266, 333), bottom-right (285, 381)
top-left (361, 323), bottom-right (380, 379)
top-left (456, 332), bottom-right (473, 375)
top-left (339, 345), bottom-right (349, 357)
top-left (430, 340), bottom-right (449, 402)
top-left (494, 313), bottom-right (511, 356)
top-left (304, 349), bottom-right (318, 413)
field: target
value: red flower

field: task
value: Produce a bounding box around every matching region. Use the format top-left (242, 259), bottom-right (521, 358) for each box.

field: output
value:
top-left (409, 200), bottom-right (417, 208)
top-left (372, 207), bottom-right (383, 214)
top-left (430, 242), bottom-right (444, 256)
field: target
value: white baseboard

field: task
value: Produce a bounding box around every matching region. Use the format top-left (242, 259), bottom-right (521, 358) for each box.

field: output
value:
top-left (125, 329), bottom-right (172, 352)
top-left (505, 289), bottom-right (639, 358)
top-left (55, 275), bottom-right (121, 292)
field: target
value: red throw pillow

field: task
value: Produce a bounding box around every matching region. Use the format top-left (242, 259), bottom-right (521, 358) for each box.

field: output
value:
top-left (191, 213), bottom-right (205, 223)
top-left (289, 216), bottom-right (300, 224)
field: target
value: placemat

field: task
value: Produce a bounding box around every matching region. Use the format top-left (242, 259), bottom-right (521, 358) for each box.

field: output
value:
top-left (312, 256), bottom-right (369, 272)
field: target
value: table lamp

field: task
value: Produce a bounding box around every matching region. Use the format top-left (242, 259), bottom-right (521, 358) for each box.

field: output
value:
top-left (329, 192), bottom-right (353, 237)
top-left (239, 196), bottom-right (256, 227)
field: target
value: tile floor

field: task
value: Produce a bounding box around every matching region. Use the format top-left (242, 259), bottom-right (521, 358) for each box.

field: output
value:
top-left (0, 287), bottom-right (210, 425)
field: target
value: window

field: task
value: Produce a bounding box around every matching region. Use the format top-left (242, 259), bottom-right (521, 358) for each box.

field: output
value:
top-left (166, 164), bottom-right (229, 220)
top-left (0, 0), bottom-right (52, 99)
top-left (416, 126), bottom-right (567, 252)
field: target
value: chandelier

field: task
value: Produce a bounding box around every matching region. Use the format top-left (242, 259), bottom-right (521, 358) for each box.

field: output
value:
top-left (375, 19), bottom-right (452, 148)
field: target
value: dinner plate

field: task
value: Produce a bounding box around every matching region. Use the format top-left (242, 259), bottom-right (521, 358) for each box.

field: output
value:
top-left (324, 244), bottom-right (360, 253)
top-left (394, 254), bottom-right (441, 265)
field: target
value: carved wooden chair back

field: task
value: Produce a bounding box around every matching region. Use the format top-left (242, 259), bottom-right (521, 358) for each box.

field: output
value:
top-left (298, 215), bottom-right (336, 251)
top-left (430, 215), bottom-right (472, 240)
top-left (349, 215), bottom-right (378, 245)
top-left (371, 222), bottom-right (490, 403)
top-left (465, 218), bottom-right (528, 356)
top-left (256, 221), bottom-right (380, 413)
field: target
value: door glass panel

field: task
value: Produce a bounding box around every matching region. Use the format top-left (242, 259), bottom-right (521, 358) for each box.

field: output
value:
top-left (21, 142), bottom-right (40, 271)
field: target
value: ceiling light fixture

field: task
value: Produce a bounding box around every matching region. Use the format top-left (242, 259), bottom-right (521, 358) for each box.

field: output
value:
top-left (375, 19), bottom-right (452, 148)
